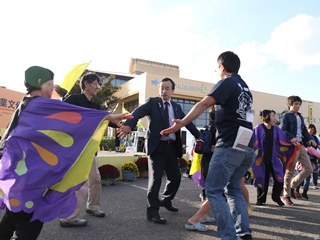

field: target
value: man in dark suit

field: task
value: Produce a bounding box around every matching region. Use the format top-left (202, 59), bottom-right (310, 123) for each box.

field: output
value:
top-left (118, 77), bottom-right (200, 224)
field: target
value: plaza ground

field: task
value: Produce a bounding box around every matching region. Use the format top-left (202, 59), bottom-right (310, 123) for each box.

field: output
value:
top-left (20, 174), bottom-right (320, 240)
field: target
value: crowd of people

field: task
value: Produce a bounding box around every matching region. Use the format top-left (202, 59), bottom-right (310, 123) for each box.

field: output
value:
top-left (0, 51), bottom-right (319, 240)
top-left (159, 52), bottom-right (320, 239)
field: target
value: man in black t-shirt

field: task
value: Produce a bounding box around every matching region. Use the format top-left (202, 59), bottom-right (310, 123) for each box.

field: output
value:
top-left (60, 73), bottom-right (105, 227)
top-left (161, 51), bottom-right (254, 240)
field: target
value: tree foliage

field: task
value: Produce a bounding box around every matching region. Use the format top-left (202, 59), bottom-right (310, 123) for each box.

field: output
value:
top-left (276, 109), bottom-right (288, 126)
top-left (54, 74), bottom-right (121, 111)
top-left (94, 75), bottom-right (120, 111)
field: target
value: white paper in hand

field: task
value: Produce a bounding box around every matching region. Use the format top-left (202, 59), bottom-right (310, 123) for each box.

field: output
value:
top-left (233, 126), bottom-right (253, 151)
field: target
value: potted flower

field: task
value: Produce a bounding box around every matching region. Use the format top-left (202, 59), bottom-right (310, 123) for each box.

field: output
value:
top-left (121, 161), bottom-right (138, 181)
top-left (98, 164), bottom-right (120, 186)
top-left (136, 157), bottom-right (149, 178)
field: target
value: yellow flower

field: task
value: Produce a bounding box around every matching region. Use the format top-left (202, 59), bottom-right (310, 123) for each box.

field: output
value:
top-left (121, 161), bottom-right (138, 172)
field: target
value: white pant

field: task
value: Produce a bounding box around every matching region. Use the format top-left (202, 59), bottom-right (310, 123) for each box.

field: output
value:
top-left (61, 157), bottom-right (102, 222)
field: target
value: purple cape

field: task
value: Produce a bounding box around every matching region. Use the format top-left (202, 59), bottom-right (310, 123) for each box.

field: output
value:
top-left (0, 97), bottom-right (110, 222)
top-left (252, 124), bottom-right (296, 189)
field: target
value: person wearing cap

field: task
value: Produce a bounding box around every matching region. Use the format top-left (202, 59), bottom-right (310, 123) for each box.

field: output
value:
top-left (0, 66), bottom-right (55, 239)
top-left (252, 110), bottom-right (294, 206)
top-left (59, 73), bottom-right (106, 227)
top-left (0, 66), bottom-right (132, 239)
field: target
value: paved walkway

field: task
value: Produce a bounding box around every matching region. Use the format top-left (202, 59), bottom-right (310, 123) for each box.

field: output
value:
top-left (2, 176), bottom-right (320, 239)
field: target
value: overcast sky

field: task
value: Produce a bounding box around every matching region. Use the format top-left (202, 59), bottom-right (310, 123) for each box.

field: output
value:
top-left (1, 0), bottom-right (319, 103)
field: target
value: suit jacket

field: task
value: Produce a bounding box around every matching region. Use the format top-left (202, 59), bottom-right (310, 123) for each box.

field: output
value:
top-left (124, 97), bottom-right (201, 158)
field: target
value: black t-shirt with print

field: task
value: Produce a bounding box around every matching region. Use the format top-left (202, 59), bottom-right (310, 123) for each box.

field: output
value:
top-left (208, 74), bottom-right (253, 148)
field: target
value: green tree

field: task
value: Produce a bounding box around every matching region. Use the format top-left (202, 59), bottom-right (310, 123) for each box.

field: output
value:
top-left (54, 74), bottom-right (121, 111)
top-left (276, 109), bottom-right (288, 125)
top-left (94, 75), bottom-right (120, 111)
top-left (55, 81), bottom-right (81, 97)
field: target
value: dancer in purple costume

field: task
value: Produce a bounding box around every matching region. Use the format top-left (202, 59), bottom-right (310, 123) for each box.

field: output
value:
top-left (253, 110), bottom-right (296, 206)
top-left (0, 66), bottom-right (132, 240)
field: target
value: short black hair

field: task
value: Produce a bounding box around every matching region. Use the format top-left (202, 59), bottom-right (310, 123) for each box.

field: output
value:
top-left (308, 124), bottom-right (317, 135)
top-left (260, 109), bottom-right (276, 123)
top-left (80, 73), bottom-right (100, 91)
top-left (287, 95), bottom-right (302, 109)
top-left (217, 51), bottom-right (241, 73)
top-left (160, 77), bottom-right (175, 90)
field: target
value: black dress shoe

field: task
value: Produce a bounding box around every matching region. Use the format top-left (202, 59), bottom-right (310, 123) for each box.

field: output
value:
top-left (147, 215), bottom-right (167, 224)
top-left (162, 204), bottom-right (179, 212)
top-left (272, 198), bottom-right (285, 206)
top-left (239, 234), bottom-right (253, 240)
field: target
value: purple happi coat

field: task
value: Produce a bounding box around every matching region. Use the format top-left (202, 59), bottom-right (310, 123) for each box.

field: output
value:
top-left (252, 124), bottom-right (296, 190)
top-left (0, 97), bottom-right (110, 222)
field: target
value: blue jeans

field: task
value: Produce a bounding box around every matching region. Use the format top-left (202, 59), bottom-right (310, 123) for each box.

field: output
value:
top-left (206, 147), bottom-right (255, 240)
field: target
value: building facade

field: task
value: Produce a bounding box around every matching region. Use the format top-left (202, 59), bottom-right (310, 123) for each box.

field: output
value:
top-left (0, 88), bottom-right (26, 136)
top-left (93, 58), bottom-right (320, 132)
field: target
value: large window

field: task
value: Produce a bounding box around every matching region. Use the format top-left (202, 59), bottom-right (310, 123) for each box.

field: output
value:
top-left (124, 100), bottom-right (139, 113)
top-left (172, 98), bottom-right (210, 128)
top-left (111, 78), bottom-right (127, 86)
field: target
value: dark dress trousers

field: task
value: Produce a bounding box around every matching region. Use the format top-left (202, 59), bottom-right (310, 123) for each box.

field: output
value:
top-left (124, 97), bottom-right (200, 217)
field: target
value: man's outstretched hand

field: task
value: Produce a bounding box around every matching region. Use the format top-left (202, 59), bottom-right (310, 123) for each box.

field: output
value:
top-left (108, 113), bottom-right (133, 128)
top-left (117, 125), bottom-right (132, 139)
top-left (160, 119), bottom-right (184, 135)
